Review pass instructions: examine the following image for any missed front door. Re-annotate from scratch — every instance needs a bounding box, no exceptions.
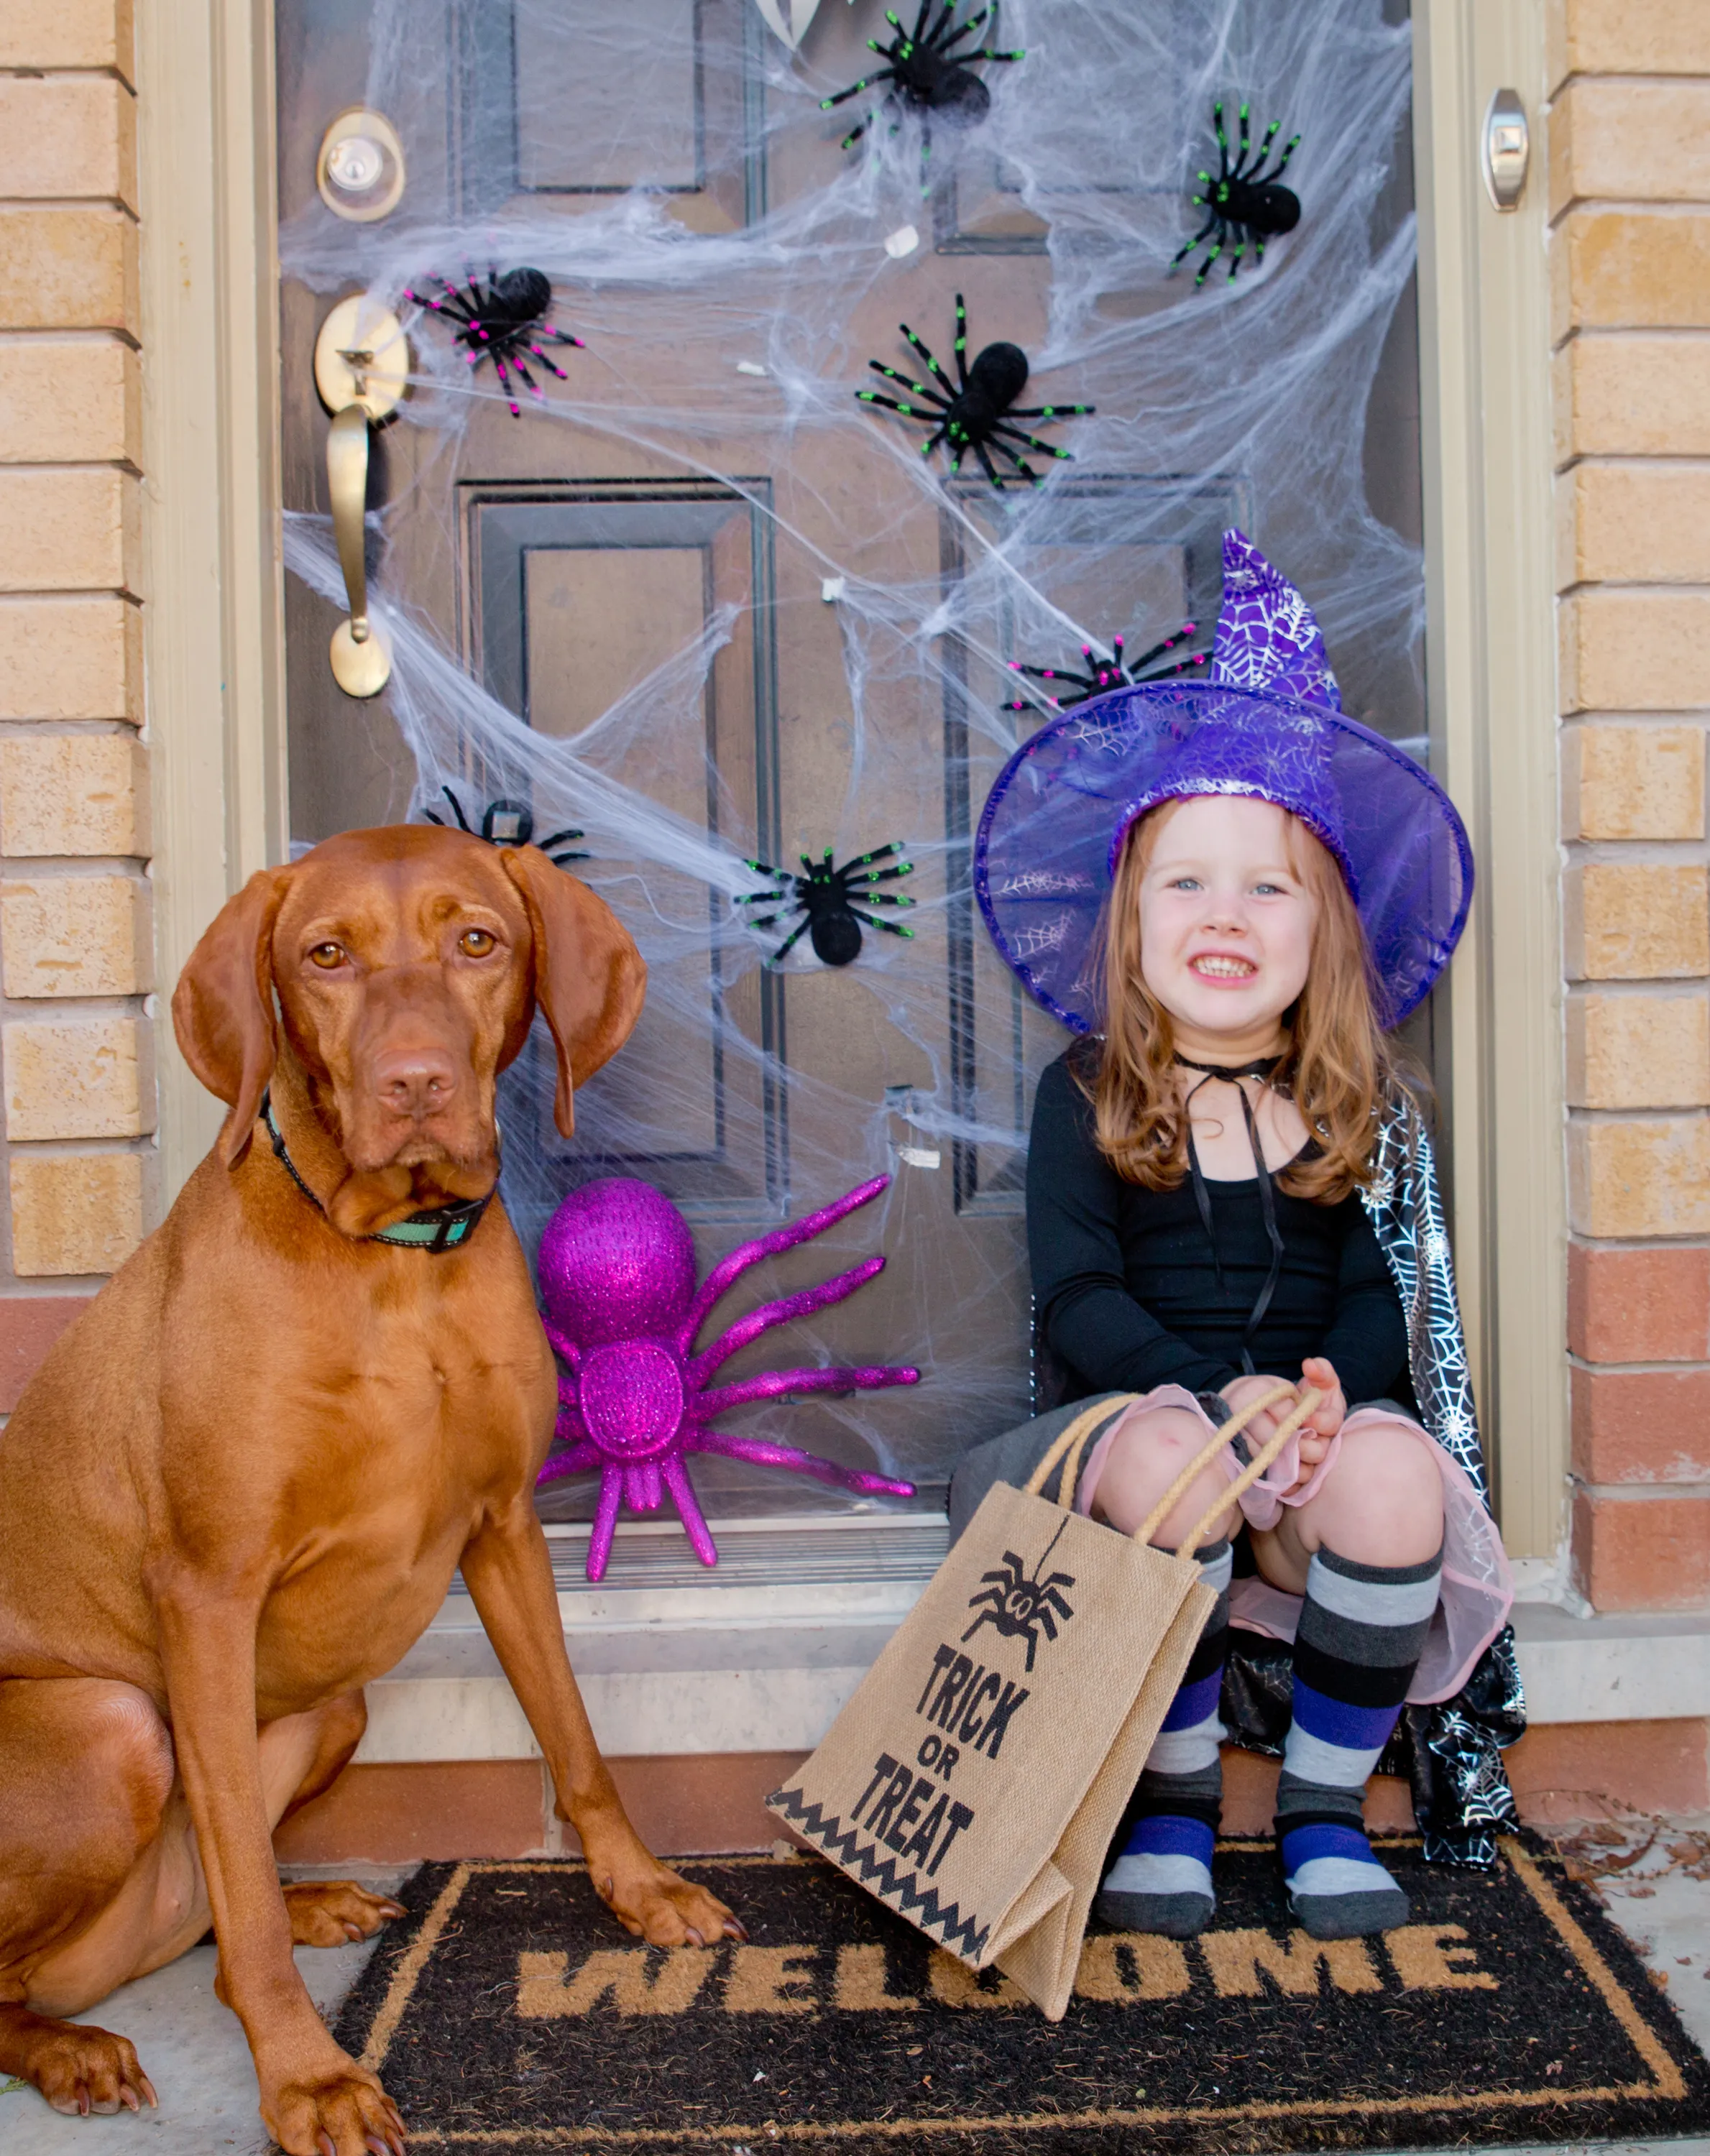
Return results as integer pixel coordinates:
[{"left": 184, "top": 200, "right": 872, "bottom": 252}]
[{"left": 274, "top": 0, "right": 1423, "bottom": 1524}]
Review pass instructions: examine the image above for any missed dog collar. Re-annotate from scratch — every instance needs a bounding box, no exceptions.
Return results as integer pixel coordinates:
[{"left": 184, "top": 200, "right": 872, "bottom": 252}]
[{"left": 261, "top": 1092, "right": 495, "bottom": 1254}]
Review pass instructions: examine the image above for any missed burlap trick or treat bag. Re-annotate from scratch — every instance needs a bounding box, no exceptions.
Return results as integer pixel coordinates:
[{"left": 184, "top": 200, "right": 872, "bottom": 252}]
[{"left": 768, "top": 1383, "right": 1318, "bottom": 2020}]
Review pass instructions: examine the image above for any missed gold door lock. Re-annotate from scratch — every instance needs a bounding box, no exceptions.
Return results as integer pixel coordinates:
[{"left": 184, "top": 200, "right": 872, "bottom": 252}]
[{"left": 313, "top": 295, "right": 410, "bottom": 699}]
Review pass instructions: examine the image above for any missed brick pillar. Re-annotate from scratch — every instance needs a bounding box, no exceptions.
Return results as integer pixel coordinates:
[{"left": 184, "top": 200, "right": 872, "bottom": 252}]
[
  {"left": 0, "top": 0, "right": 150, "bottom": 1381},
  {"left": 1553, "top": 0, "right": 1710, "bottom": 1609}
]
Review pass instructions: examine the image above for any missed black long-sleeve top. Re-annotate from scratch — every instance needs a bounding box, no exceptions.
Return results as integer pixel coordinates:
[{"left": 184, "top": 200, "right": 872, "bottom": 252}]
[{"left": 1027, "top": 1048, "right": 1410, "bottom": 1404}]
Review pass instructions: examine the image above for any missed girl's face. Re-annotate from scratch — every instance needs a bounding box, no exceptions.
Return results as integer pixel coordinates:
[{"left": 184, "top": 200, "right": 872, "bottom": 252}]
[{"left": 1136, "top": 794, "right": 1319, "bottom": 1047}]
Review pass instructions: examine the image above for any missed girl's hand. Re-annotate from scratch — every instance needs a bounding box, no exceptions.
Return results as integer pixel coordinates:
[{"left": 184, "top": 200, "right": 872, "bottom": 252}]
[
  {"left": 1220, "top": 1370, "right": 1296, "bottom": 1449},
  {"left": 1299, "top": 1357, "right": 1347, "bottom": 1439},
  {"left": 1277, "top": 1357, "right": 1346, "bottom": 1497}
]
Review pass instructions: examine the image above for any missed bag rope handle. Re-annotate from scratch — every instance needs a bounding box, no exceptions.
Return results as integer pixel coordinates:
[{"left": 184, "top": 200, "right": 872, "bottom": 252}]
[
  {"left": 1167, "top": 1385, "right": 1324, "bottom": 1561},
  {"left": 1023, "top": 1395, "right": 1141, "bottom": 1506},
  {"left": 1020, "top": 1382, "right": 1325, "bottom": 1560}
]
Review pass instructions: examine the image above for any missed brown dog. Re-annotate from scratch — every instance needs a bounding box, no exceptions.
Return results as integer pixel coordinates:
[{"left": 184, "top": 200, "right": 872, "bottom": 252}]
[{"left": 0, "top": 824, "right": 741, "bottom": 2153}]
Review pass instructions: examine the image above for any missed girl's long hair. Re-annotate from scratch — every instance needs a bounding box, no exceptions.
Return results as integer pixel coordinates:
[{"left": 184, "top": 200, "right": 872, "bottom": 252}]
[{"left": 1085, "top": 798, "right": 1394, "bottom": 1203}]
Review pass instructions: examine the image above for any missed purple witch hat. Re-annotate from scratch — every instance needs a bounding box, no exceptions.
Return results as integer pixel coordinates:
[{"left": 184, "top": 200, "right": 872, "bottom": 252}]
[{"left": 973, "top": 530, "right": 1473, "bottom": 1031}]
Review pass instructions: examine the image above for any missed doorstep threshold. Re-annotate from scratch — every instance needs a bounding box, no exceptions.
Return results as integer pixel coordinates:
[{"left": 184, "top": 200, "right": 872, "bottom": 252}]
[{"left": 350, "top": 1519, "right": 1710, "bottom": 1764}]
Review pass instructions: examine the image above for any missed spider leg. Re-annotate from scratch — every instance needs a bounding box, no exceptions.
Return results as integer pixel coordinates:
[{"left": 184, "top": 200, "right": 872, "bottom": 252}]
[
  {"left": 991, "top": 441, "right": 1042, "bottom": 486},
  {"left": 858, "top": 390, "right": 949, "bottom": 427},
  {"left": 525, "top": 344, "right": 572, "bottom": 384},
  {"left": 1267, "top": 132, "right": 1302, "bottom": 181},
  {"left": 891, "top": 337, "right": 955, "bottom": 404},
  {"left": 547, "top": 849, "right": 590, "bottom": 867},
  {"left": 533, "top": 1439, "right": 602, "bottom": 1491},
  {"left": 1233, "top": 99, "right": 1252, "bottom": 180},
  {"left": 536, "top": 824, "right": 586, "bottom": 852},
  {"left": 581, "top": 1469, "right": 625, "bottom": 1583},
  {"left": 952, "top": 292, "right": 970, "bottom": 391},
  {"left": 693, "top": 1363, "right": 921, "bottom": 1419},
  {"left": 1171, "top": 212, "right": 1220, "bottom": 271},
  {"left": 434, "top": 785, "right": 474, "bottom": 832},
  {"left": 489, "top": 354, "right": 523, "bottom": 418},
  {"left": 1005, "top": 402, "right": 1095, "bottom": 418},
  {"left": 1250, "top": 117, "right": 1282, "bottom": 180},
  {"left": 1007, "top": 660, "right": 1093, "bottom": 699},
  {"left": 821, "top": 70, "right": 896, "bottom": 111},
  {"left": 848, "top": 906, "right": 916, "bottom": 938},
  {"left": 1226, "top": 235, "right": 1248, "bottom": 281},
  {"left": 1212, "top": 100, "right": 1231, "bottom": 185},
  {"left": 674, "top": 1172, "right": 894, "bottom": 1352},
  {"left": 767, "top": 916, "right": 813, "bottom": 966},
  {"left": 510, "top": 354, "right": 546, "bottom": 402},
  {"left": 912, "top": 0, "right": 936, "bottom": 43},
  {"left": 1192, "top": 225, "right": 1228, "bottom": 287},
  {"left": 868, "top": 359, "right": 950, "bottom": 408},
  {"left": 659, "top": 1455, "right": 718, "bottom": 1567},
  {"left": 990, "top": 420, "right": 1077, "bottom": 461},
  {"left": 684, "top": 1255, "right": 886, "bottom": 1387},
  {"left": 974, "top": 438, "right": 1006, "bottom": 492},
  {"left": 687, "top": 1427, "right": 915, "bottom": 1498}
]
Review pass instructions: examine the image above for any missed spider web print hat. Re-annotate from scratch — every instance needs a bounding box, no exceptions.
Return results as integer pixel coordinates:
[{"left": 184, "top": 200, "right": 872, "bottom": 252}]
[{"left": 973, "top": 530, "right": 1474, "bottom": 1031}]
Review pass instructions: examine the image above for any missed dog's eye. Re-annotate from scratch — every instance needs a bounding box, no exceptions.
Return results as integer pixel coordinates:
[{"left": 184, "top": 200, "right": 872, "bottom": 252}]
[
  {"left": 459, "top": 928, "right": 497, "bottom": 958},
  {"left": 308, "top": 943, "right": 346, "bottom": 970}
]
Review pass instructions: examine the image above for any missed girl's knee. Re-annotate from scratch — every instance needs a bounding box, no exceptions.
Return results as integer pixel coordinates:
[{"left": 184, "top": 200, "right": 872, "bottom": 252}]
[
  {"left": 1092, "top": 1406, "right": 1228, "bottom": 1547},
  {"left": 1315, "top": 1419, "right": 1443, "bottom": 1564}
]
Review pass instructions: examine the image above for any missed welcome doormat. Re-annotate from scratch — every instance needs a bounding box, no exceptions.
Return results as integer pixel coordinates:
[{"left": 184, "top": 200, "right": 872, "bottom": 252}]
[{"left": 331, "top": 1835, "right": 1710, "bottom": 2154}]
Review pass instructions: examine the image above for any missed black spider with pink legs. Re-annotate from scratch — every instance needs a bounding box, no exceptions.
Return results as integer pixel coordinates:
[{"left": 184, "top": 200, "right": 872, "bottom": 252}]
[
  {"left": 1004, "top": 622, "right": 1211, "bottom": 714},
  {"left": 403, "top": 265, "right": 584, "bottom": 417}
]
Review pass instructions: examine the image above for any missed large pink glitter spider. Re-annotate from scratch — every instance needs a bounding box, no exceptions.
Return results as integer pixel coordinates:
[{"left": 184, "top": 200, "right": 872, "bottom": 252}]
[{"left": 535, "top": 1174, "right": 919, "bottom": 1580}]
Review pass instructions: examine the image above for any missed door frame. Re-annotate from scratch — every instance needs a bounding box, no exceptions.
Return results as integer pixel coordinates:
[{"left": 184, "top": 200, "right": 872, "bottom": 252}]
[{"left": 137, "top": 0, "right": 1567, "bottom": 1559}]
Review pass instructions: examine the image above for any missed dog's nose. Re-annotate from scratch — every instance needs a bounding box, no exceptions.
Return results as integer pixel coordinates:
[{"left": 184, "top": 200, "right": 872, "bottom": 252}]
[{"left": 371, "top": 1049, "right": 459, "bottom": 1121}]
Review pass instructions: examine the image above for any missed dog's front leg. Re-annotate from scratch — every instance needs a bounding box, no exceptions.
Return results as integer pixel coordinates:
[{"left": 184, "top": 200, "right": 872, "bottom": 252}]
[
  {"left": 459, "top": 1501, "right": 745, "bottom": 1946},
  {"left": 153, "top": 1576, "right": 406, "bottom": 2156}
]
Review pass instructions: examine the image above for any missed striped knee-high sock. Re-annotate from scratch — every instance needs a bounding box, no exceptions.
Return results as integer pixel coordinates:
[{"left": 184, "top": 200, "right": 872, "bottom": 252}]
[
  {"left": 1097, "top": 1537, "right": 1231, "bottom": 1940},
  {"left": 1279, "top": 1544, "right": 1442, "bottom": 1940}
]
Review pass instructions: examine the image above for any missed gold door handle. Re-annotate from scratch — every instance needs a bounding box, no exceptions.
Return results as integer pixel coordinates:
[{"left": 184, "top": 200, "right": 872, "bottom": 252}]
[{"left": 313, "top": 295, "right": 409, "bottom": 699}]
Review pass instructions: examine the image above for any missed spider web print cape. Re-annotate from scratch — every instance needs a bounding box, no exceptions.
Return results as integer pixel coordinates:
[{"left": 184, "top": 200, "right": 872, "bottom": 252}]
[{"left": 1276, "top": 1086, "right": 1527, "bottom": 1869}]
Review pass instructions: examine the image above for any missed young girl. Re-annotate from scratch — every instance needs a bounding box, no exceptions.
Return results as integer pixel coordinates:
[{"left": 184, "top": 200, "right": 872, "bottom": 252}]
[{"left": 960, "top": 531, "right": 1517, "bottom": 1944}]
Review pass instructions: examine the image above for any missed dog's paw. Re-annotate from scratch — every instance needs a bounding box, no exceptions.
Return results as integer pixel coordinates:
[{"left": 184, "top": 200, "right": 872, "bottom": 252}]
[
  {"left": 282, "top": 1881, "right": 408, "bottom": 1948},
  {"left": 6, "top": 2016, "right": 157, "bottom": 2116},
  {"left": 263, "top": 2058, "right": 405, "bottom": 2156},
  {"left": 594, "top": 1858, "right": 748, "bottom": 1949}
]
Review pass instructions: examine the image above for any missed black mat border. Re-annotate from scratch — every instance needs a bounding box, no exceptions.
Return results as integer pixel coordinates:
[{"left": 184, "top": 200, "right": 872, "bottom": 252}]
[{"left": 331, "top": 1833, "right": 1710, "bottom": 2155}]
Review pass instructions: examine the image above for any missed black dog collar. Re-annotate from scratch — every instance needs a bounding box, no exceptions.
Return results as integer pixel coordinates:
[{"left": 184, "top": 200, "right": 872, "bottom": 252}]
[{"left": 262, "top": 1092, "right": 494, "bottom": 1253}]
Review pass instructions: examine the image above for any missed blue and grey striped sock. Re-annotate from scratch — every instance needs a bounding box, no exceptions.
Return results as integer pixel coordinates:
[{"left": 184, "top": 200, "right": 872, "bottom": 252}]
[
  {"left": 1097, "top": 1538, "right": 1231, "bottom": 1939},
  {"left": 1279, "top": 1542, "right": 1442, "bottom": 1939}
]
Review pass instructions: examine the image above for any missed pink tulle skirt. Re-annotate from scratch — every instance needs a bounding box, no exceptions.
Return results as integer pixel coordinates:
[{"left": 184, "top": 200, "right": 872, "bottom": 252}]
[{"left": 1074, "top": 1383, "right": 1512, "bottom": 1705}]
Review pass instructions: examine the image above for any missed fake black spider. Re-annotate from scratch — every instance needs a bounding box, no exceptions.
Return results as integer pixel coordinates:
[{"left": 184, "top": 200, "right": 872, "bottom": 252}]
[
  {"left": 1005, "top": 622, "right": 1211, "bottom": 713},
  {"left": 1172, "top": 101, "right": 1302, "bottom": 288},
  {"left": 423, "top": 787, "right": 589, "bottom": 867},
  {"left": 403, "top": 265, "right": 584, "bottom": 417},
  {"left": 858, "top": 295, "right": 1093, "bottom": 492},
  {"left": 822, "top": 1, "right": 1021, "bottom": 193},
  {"left": 740, "top": 842, "right": 915, "bottom": 967},
  {"left": 962, "top": 1539, "right": 1076, "bottom": 1674}
]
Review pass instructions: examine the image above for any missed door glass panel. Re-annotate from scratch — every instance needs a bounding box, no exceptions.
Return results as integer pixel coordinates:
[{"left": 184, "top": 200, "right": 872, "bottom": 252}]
[{"left": 275, "top": 0, "right": 1428, "bottom": 1529}]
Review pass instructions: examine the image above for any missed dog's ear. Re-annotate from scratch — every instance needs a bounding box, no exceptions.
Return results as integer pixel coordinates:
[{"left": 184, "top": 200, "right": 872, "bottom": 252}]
[
  {"left": 172, "top": 867, "right": 289, "bottom": 1167},
  {"left": 501, "top": 847, "right": 646, "bottom": 1138}
]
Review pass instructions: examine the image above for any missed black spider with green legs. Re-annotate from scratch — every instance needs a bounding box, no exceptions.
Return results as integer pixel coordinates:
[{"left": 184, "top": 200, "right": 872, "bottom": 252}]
[
  {"left": 858, "top": 295, "right": 1094, "bottom": 492},
  {"left": 821, "top": 0, "right": 1022, "bottom": 194},
  {"left": 1172, "top": 100, "right": 1302, "bottom": 288},
  {"left": 740, "top": 843, "right": 916, "bottom": 967}
]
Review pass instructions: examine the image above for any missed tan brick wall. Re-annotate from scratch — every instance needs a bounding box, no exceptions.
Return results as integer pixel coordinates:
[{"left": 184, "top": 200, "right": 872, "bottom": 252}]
[
  {"left": 0, "top": 0, "right": 150, "bottom": 1317},
  {"left": 1554, "top": 0, "right": 1710, "bottom": 1610}
]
